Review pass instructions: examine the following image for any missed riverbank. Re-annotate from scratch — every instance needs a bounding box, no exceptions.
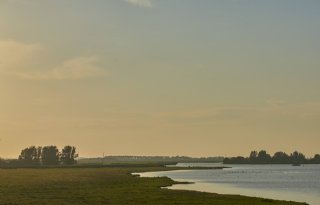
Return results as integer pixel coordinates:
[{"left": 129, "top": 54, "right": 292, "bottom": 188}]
[
  {"left": 137, "top": 164, "right": 317, "bottom": 205},
  {"left": 0, "top": 166, "right": 306, "bottom": 205}
]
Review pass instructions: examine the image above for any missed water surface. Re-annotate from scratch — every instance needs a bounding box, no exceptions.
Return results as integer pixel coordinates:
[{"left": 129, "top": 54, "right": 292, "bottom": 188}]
[{"left": 138, "top": 163, "right": 320, "bottom": 205}]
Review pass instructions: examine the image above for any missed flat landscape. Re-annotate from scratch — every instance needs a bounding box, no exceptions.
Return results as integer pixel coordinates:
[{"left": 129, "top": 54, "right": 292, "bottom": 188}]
[
  {"left": 0, "top": 166, "right": 306, "bottom": 205},
  {"left": 1, "top": 1, "right": 319, "bottom": 205}
]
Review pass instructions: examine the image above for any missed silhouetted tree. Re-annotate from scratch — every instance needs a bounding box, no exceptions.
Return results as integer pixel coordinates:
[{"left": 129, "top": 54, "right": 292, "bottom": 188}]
[
  {"left": 18, "top": 146, "right": 41, "bottom": 165},
  {"left": 36, "top": 146, "right": 42, "bottom": 163},
  {"left": 311, "top": 154, "right": 320, "bottom": 164},
  {"left": 222, "top": 150, "right": 320, "bottom": 164},
  {"left": 60, "top": 145, "right": 78, "bottom": 165},
  {"left": 41, "top": 146, "right": 60, "bottom": 165},
  {"left": 0, "top": 158, "right": 6, "bottom": 166},
  {"left": 257, "top": 150, "right": 271, "bottom": 164},
  {"left": 249, "top": 151, "right": 258, "bottom": 163},
  {"left": 273, "top": 151, "right": 289, "bottom": 164},
  {"left": 223, "top": 156, "right": 248, "bottom": 164},
  {"left": 290, "top": 151, "right": 306, "bottom": 164}
]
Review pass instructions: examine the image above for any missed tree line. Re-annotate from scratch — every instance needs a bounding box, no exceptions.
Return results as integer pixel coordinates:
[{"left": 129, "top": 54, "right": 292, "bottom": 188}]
[
  {"left": 223, "top": 150, "right": 320, "bottom": 164},
  {"left": 0, "top": 145, "right": 78, "bottom": 167}
]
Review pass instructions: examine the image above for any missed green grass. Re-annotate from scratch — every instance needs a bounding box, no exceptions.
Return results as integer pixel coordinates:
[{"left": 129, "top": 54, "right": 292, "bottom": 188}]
[{"left": 0, "top": 166, "right": 307, "bottom": 205}]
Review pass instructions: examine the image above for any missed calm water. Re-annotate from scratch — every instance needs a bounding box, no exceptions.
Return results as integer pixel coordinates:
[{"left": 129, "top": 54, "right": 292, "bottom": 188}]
[{"left": 137, "top": 163, "right": 320, "bottom": 205}]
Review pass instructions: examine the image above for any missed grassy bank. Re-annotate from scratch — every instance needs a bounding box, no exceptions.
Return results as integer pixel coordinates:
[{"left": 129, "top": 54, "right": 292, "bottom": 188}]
[{"left": 0, "top": 166, "right": 306, "bottom": 205}]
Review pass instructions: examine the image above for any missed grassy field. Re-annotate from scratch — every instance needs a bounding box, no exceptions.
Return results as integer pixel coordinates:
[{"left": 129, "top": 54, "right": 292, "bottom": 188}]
[{"left": 0, "top": 166, "right": 307, "bottom": 205}]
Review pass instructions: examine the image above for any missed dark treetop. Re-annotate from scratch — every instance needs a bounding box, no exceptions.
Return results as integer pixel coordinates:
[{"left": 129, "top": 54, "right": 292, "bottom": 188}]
[{"left": 224, "top": 150, "right": 320, "bottom": 164}]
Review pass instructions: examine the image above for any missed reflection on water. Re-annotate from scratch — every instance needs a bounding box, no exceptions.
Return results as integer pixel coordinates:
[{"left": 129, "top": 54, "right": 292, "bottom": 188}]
[{"left": 138, "top": 164, "right": 320, "bottom": 205}]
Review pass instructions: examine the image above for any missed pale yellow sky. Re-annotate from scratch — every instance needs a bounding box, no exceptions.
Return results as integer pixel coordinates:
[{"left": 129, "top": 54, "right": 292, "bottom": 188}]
[{"left": 0, "top": 0, "right": 319, "bottom": 158}]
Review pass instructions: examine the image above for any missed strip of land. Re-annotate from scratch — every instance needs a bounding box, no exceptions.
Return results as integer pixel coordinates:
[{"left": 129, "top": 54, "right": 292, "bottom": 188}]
[{"left": 0, "top": 166, "right": 307, "bottom": 205}]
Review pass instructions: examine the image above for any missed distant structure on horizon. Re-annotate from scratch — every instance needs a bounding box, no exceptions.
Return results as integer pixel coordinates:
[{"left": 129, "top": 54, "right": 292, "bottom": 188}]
[{"left": 78, "top": 155, "right": 224, "bottom": 165}]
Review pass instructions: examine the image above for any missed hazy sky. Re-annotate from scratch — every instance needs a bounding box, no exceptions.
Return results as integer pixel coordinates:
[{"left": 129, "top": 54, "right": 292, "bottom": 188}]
[{"left": 1, "top": 0, "right": 319, "bottom": 158}]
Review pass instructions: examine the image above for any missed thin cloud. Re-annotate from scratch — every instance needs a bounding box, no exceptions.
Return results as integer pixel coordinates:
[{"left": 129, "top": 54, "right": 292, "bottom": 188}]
[
  {"left": 0, "top": 39, "right": 42, "bottom": 73},
  {"left": 19, "top": 57, "right": 107, "bottom": 80},
  {"left": 50, "top": 57, "right": 107, "bottom": 80},
  {"left": 125, "top": 0, "right": 153, "bottom": 8},
  {"left": 0, "top": 40, "right": 107, "bottom": 80}
]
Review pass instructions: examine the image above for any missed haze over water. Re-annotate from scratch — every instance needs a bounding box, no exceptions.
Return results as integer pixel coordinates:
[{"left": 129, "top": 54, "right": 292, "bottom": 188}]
[{"left": 139, "top": 163, "right": 320, "bottom": 205}]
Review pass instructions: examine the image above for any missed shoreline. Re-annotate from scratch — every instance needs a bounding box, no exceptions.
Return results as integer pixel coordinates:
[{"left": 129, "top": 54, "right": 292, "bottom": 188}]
[
  {"left": 133, "top": 167, "right": 310, "bottom": 205},
  {"left": 0, "top": 166, "right": 308, "bottom": 205}
]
